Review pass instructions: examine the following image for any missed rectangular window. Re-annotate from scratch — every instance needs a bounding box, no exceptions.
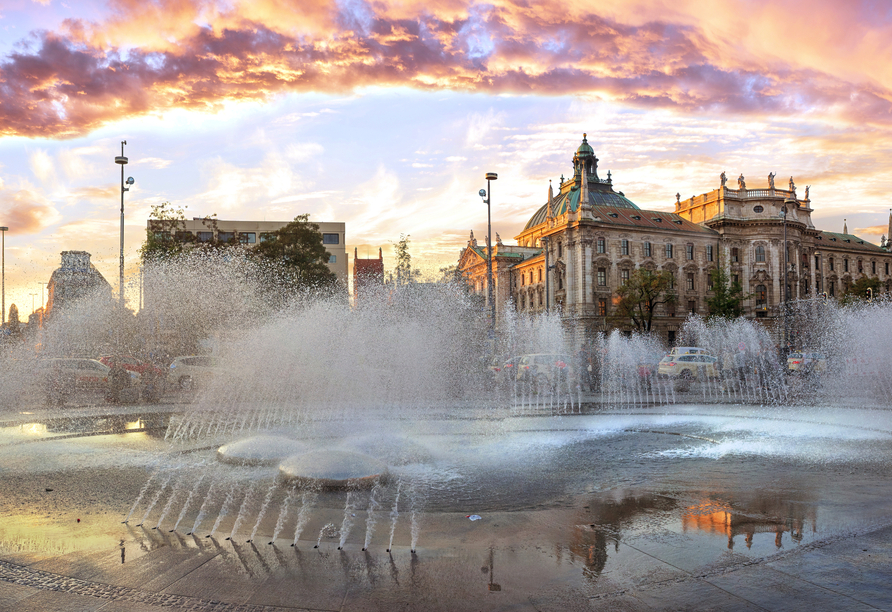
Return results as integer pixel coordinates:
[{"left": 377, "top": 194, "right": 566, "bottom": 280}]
[
  {"left": 829, "top": 258, "right": 834, "bottom": 271},
  {"left": 668, "top": 273, "right": 675, "bottom": 290},
  {"left": 621, "top": 269, "right": 630, "bottom": 284},
  {"left": 844, "top": 259, "right": 849, "bottom": 272},
  {"left": 598, "top": 298, "right": 607, "bottom": 316},
  {"left": 557, "top": 242, "right": 563, "bottom": 258},
  {"left": 665, "top": 244, "right": 673, "bottom": 259},
  {"left": 153, "top": 231, "right": 171, "bottom": 242},
  {"left": 815, "top": 255, "right": 820, "bottom": 269},
  {"left": 644, "top": 242, "right": 652, "bottom": 257},
  {"left": 731, "top": 248, "right": 739, "bottom": 263},
  {"left": 816, "top": 279, "right": 821, "bottom": 293},
  {"left": 805, "top": 277, "right": 809, "bottom": 293},
  {"left": 621, "top": 239, "right": 629, "bottom": 256},
  {"left": 521, "top": 273, "right": 525, "bottom": 287},
  {"left": 538, "top": 269, "right": 542, "bottom": 282},
  {"left": 858, "top": 260, "right": 863, "bottom": 273},
  {"left": 323, "top": 233, "right": 340, "bottom": 245},
  {"left": 688, "top": 300, "right": 696, "bottom": 313},
  {"left": 706, "top": 245, "right": 713, "bottom": 262},
  {"left": 597, "top": 268, "right": 606, "bottom": 286},
  {"left": 872, "top": 261, "right": 876, "bottom": 274},
  {"left": 829, "top": 282, "right": 835, "bottom": 297},
  {"left": 732, "top": 274, "right": 739, "bottom": 285},
  {"left": 329, "top": 255, "right": 337, "bottom": 263},
  {"left": 887, "top": 262, "right": 890, "bottom": 275},
  {"left": 197, "top": 231, "right": 213, "bottom": 242},
  {"left": 597, "top": 237, "right": 606, "bottom": 254},
  {"left": 686, "top": 244, "right": 694, "bottom": 260},
  {"left": 259, "top": 232, "right": 275, "bottom": 243},
  {"left": 175, "top": 231, "right": 192, "bottom": 242},
  {"left": 239, "top": 232, "right": 256, "bottom": 244},
  {"left": 686, "top": 273, "right": 694, "bottom": 290},
  {"left": 218, "top": 232, "right": 234, "bottom": 242},
  {"left": 707, "top": 274, "right": 714, "bottom": 290}
]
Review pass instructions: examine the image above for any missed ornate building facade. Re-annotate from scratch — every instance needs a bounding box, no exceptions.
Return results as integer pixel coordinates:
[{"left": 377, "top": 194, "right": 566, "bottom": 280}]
[{"left": 458, "top": 135, "right": 892, "bottom": 343}]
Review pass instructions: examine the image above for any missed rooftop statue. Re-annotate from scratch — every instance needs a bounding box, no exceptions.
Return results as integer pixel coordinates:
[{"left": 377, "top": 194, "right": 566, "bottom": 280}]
[
  {"left": 720, "top": 171, "right": 727, "bottom": 187},
  {"left": 768, "top": 172, "right": 776, "bottom": 189},
  {"left": 738, "top": 174, "right": 746, "bottom": 190}
]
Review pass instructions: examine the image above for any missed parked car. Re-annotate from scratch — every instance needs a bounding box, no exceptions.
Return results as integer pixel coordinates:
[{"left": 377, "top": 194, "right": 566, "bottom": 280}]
[
  {"left": 658, "top": 354, "right": 718, "bottom": 379},
  {"left": 101, "top": 355, "right": 166, "bottom": 400},
  {"left": 39, "top": 358, "right": 112, "bottom": 390},
  {"left": 664, "top": 346, "right": 708, "bottom": 358},
  {"left": 787, "top": 352, "right": 827, "bottom": 374},
  {"left": 488, "top": 355, "right": 522, "bottom": 386},
  {"left": 516, "top": 354, "right": 575, "bottom": 391},
  {"left": 168, "top": 355, "right": 226, "bottom": 390},
  {"left": 99, "top": 355, "right": 166, "bottom": 378}
]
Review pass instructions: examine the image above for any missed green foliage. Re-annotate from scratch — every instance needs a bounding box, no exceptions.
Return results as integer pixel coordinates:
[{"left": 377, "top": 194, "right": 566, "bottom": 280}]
[
  {"left": 140, "top": 203, "right": 220, "bottom": 262},
  {"left": 841, "top": 276, "right": 882, "bottom": 304},
  {"left": 705, "top": 267, "right": 750, "bottom": 319},
  {"left": 611, "top": 269, "right": 676, "bottom": 332},
  {"left": 251, "top": 214, "right": 337, "bottom": 288},
  {"left": 390, "top": 234, "right": 421, "bottom": 285}
]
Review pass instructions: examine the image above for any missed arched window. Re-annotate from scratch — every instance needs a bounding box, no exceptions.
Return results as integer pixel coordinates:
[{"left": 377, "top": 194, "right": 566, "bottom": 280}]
[{"left": 755, "top": 246, "right": 765, "bottom": 262}]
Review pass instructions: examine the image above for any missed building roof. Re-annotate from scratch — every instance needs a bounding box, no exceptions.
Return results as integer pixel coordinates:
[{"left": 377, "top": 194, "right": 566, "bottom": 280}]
[
  {"left": 524, "top": 185, "right": 640, "bottom": 230},
  {"left": 816, "top": 231, "right": 886, "bottom": 253}
]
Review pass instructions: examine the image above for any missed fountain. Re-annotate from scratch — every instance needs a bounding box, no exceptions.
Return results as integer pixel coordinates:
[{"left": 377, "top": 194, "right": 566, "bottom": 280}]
[{"left": 3, "top": 254, "right": 892, "bottom": 610}]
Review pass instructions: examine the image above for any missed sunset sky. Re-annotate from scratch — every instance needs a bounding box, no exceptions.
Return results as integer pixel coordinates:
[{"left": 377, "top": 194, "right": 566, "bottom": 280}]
[{"left": 1, "top": 0, "right": 890, "bottom": 313}]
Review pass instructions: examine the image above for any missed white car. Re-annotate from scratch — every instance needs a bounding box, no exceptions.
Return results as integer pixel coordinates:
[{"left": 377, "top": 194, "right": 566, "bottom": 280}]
[
  {"left": 168, "top": 356, "right": 225, "bottom": 390},
  {"left": 658, "top": 354, "right": 718, "bottom": 379}
]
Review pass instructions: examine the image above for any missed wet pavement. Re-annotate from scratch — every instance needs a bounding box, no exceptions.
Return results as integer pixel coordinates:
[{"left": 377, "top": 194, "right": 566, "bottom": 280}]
[{"left": 2, "top": 400, "right": 892, "bottom": 611}]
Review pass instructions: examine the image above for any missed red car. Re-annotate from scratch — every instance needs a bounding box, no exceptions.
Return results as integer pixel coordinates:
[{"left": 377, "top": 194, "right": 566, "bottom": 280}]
[{"left": 99, "top": 355, "right": 165, "bottom": 377}]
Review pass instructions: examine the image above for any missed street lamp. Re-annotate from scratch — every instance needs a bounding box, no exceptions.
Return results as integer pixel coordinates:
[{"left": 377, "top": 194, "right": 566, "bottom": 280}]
[
  {"left": 781, "top": 198, "right": 796, "bottom": 353},
  {"left": 115, "top": 142, "right": 134, "bottom": 307},
  {"left": 480, "top": 172, "right": 498, "bottom": 335},
  {"left": 0, "top": 226, "right": 7, "bottom": 326}
]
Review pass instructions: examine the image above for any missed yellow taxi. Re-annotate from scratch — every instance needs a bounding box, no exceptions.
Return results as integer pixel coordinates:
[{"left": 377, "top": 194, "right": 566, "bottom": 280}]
[{"left": 658, "top": 354, "right": 718, "bottom": 379}]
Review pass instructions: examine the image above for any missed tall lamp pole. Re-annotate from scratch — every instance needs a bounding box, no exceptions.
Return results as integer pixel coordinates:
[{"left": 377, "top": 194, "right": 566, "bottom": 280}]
[
  {"left": 480, "top": 172, "right": 498, "bottom": 336},
  {"left": 115, "top": 142, "right": 134, "bottom": 307},
  {"left": 0, "top": 226, "right": 7, "bottom": 326},
  {"left": 781, "top": 198, "right": 795, "bottom": 353}
]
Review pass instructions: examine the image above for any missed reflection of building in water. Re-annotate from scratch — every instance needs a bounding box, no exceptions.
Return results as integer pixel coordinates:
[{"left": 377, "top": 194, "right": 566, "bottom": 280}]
[
  {"left": 569, "top": 493, "right": 677, "bottom": 580},
  {"left": 683, "top": 499, "right": 816, "bottom": 549}
]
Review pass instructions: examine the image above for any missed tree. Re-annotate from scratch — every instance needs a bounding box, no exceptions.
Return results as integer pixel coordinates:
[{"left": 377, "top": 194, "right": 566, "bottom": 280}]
[
  {"left": 7, "top": 304, "right": 20, "bottom": 336},
  {"left": 251, "top": 214, "right": 336, "bottom": 288},
  {"left": 705, "top": 267, "right": 750, "bottom": 319},
  {"left": 390, "top": 234, "right": 421, "bottom": 285},
  {"left": 842, "top": 276, "right": 882, "bottom": 304},
  {"left": 140, "top": 202, "right": 220, "bottom": 262},
  {"left": 611, "top": 269, "right": 676, "bottom": 332}
]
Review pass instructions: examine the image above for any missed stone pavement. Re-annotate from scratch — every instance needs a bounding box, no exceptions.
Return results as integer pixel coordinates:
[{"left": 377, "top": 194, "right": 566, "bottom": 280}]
[{"left": 1, "top": 516, "right": 891, "bottom": 611}]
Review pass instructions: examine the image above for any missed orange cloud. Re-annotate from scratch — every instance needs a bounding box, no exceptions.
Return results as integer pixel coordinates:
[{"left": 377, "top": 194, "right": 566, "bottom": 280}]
[
  {"left": 0, "top": 186, "right": 61, "bottom": 234},
  {"left": 1, "top": 1, "right": 891, "bottom": 137}
]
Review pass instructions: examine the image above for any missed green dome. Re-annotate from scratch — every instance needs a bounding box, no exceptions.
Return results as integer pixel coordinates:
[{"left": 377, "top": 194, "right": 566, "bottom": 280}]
[{"left": 576, "top": 133, "right": 594, "bottom": 156}]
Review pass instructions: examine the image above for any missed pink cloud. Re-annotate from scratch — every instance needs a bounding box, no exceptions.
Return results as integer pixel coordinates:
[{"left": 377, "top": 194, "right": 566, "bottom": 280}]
[{"left": 1, "top": 1, "right": 891, "bottom": 137}]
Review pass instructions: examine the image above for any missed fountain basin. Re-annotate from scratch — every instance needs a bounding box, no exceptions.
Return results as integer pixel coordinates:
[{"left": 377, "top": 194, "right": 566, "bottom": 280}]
[
  {"left": 278, "top": 450, "right": 388, "bottom": 490},
  {"left": 217, "top": 435, "right": 307, "bottom": 466}
]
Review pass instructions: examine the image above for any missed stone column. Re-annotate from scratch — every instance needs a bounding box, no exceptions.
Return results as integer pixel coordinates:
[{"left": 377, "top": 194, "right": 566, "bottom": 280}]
[
  {"left": 770, "top": 240, "right": 782, "bottom": 308},
  {"left": 564, "top": 239, "right": 575, "bottom": 313}
]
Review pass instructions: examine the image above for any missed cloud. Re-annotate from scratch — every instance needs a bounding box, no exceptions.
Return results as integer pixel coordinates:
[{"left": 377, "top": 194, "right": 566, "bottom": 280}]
[
  {"left": 855, "top": 225, "right": 887, "bottom": 236},
  {"left": 2, "top": 1, "right": 892, "bottom": 137},
  {"left": 29, "top": 150, "right": 55, "bottom": 183},
  {"left": 0, "top": 185, "right": 62, "bottom": 234},
  {"left": 136, "top": 157, "right": 173, "bottom": 169}
]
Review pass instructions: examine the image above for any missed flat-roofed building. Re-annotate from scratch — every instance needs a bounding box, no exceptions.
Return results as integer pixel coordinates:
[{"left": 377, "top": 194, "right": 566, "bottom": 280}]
[{"left": 149, "top": 218, "right": 347, "bottom": 281}]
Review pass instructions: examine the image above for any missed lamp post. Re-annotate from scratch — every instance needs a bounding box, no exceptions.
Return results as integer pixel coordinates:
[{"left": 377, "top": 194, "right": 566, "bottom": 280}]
[
  {"left": 0, "top": 226, "right": 7, "bottom": 326},
  {"left": 781, "top": 198, "right": 796, "bottom": 353},
  {"left": 29, "top": 293, "right": 36, "bottom": 315},
  {"left": 480, "top": 172, "right": 498, "bottom": 336},
  {"left": 115, "top": 142, "right": 134, "bottom": 307}
]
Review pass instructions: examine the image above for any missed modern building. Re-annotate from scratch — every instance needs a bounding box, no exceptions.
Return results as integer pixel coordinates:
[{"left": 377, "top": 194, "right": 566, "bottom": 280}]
[
  {"left": 147, "top": 218, "right": 348, "bottom": 281},
  {"left": 458, "top": 135, "right": 892, "bottom": 344}
]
